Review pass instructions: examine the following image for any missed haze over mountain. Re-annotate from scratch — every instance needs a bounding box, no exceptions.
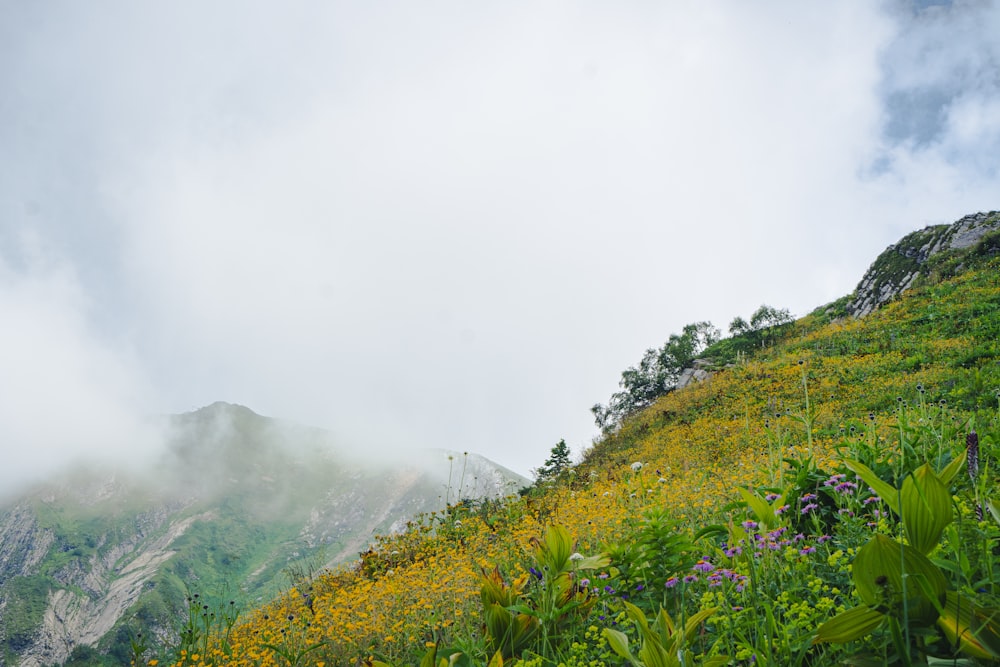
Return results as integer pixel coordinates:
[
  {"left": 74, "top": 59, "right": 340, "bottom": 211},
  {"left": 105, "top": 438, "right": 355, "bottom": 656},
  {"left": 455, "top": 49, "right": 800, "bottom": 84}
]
[
  {"left": 3, "top": 2, "right": 999, "bottom": 490},
  {"left": 0, "top": 403, "right": 528, "bottom": 667}
]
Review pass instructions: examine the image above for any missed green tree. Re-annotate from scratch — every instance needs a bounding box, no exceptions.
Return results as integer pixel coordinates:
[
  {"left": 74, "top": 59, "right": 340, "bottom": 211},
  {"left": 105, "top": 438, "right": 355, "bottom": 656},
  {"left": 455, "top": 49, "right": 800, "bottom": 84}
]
[
  {"left": 592, "top": 321, "right": 720, "bottom": 430},
  {"left": 533, "top": 439, "right": 572, "bottom": 483}
]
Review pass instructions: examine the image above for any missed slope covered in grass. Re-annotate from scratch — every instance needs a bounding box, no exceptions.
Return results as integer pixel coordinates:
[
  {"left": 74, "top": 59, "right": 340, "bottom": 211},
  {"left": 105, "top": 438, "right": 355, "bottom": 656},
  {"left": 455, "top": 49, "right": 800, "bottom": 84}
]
[{"left": 165, "top": 251, "right": 1000, "bottom": 667}]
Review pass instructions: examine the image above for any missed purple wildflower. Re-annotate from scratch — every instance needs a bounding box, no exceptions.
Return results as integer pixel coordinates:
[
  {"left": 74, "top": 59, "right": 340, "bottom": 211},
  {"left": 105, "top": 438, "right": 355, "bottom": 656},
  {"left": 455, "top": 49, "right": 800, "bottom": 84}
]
[{"left": 968, "top": 431, "right": 980, "bottom": 481}]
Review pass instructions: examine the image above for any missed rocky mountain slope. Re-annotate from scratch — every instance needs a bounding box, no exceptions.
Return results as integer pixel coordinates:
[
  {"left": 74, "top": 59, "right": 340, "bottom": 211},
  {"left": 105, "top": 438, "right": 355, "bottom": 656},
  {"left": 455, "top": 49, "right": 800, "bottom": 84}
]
[
  {"left": 847, "top": 210, "right": 1000, "bottom": 316},
  {"left": 0, "top": 403, "right": 527, "bottom": 666}
]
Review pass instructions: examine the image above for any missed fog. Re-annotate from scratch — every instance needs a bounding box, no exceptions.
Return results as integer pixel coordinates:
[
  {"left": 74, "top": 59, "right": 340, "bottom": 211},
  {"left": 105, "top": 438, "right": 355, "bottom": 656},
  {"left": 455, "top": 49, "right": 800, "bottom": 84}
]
[{"left": 1, "top": 1, "right": 998, "bottom": 493}]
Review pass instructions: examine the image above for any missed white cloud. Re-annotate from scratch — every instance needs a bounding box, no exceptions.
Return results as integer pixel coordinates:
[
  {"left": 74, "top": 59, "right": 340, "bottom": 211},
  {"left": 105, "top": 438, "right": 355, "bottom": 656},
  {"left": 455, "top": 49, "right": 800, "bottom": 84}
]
[
  {"left": 0, "top": 235, "right": 160, "bottom": 496},
  {"left": 1, "top": 2, "right": 997, "bottom": 478}
]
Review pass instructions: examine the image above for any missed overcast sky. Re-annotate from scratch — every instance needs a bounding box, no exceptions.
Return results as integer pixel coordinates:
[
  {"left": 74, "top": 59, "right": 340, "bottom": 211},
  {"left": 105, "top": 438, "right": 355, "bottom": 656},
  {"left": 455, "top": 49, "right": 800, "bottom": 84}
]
[{"left": 1, "top": 0, "right": 998, "bottom": 488}]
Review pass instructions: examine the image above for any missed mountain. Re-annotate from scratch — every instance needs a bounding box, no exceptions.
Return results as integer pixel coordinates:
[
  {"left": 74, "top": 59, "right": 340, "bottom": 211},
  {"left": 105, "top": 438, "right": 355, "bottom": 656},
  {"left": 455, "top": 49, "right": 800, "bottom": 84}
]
[
  {"left": 179, "top": 210, "right": 1000, "bottom": 666},
  {"left": 847, "top": 210, "right": 1000, "bottom": 316},
  {"left": 0, "top": 403, "right": 528, "bottom": 666}
]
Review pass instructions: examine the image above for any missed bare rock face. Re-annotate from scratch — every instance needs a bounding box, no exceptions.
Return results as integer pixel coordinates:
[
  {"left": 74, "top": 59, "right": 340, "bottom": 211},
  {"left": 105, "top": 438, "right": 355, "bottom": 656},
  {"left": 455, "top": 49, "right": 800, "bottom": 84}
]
[
  {"left": 19, "top": 511, "right": 208, "bottom": 667},
  {"left": 675, "top": 359, "right": 714, "bottom": 390},
  {"left": 847, "top": 211, "right": 1000, "bottom": 317},
  {"left": 0, "top": 505, "right": 55, "bottom": 580}
]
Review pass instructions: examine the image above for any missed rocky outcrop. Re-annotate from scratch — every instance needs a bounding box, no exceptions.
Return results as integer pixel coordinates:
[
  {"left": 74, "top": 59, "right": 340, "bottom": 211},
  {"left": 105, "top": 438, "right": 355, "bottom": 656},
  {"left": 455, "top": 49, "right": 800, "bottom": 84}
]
[
  {"left": 848, "top": 211, "right": 1000, "bottom": 317},
  {"left": 20, "top": 511, "right": 209, "bottom": 667},
  {"left": 0, "top": 504, "right": 55, "bottom": 580},
  {"left": 675, "top": 359, "right": 714, "bottom": 390}
]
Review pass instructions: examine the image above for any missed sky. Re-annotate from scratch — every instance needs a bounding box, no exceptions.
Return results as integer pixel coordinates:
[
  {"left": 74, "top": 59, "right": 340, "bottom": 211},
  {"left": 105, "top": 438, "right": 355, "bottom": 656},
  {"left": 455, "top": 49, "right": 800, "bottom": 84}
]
[{"left": 1, "top": 0, "right": 998, "bottom": 490}]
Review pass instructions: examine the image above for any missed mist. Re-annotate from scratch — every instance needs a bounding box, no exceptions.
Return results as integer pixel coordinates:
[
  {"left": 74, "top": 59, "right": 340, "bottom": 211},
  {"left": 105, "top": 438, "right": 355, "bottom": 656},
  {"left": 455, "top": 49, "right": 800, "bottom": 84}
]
[{"left": 1, "top": 1, "right": 998, "bottom": 493}]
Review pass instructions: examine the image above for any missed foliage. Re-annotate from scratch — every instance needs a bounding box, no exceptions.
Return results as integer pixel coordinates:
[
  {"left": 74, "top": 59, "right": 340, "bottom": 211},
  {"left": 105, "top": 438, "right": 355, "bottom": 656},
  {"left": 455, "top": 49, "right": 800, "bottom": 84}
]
[
  {"left": 603, "top": 601, "right": 728, "bottom": 667},
  {"left": 592, "top": 321, "right": 720, "bottom": 429},
  {"left": 0, "top": 575, "right": 53, "bottom": 658},
  {"left": 532, "top": 440, "right": 572, "bottom": 485},
  {"left": 161, "top": 254, "right": 1000, "bottom": 667}
]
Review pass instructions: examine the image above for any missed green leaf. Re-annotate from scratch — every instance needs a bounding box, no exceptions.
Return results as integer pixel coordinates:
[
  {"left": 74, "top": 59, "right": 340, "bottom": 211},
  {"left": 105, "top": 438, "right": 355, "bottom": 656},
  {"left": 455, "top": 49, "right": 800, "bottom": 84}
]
[
  {"left": 623, "top": 600, "right": 650, "bottom": 632},
  {"left": 692, "top": 524, "right": 729, "bottom": 542},
  {"left": 737, "top": 488, "right": 778, "bottom": 529},
  {"left": 419, "top": 644, "right": 439, "bottom": 667},
  {"left": 852, "top": 534, "right": 946, "bottom": 623},
  {"left": 602, "top": 628, "right": 637, "bottom": 664},
  {"left": 541, "top": 524, "right": 573, "bottom": 571},
  {"left": 814, "top": 605, "right": 886, "bottom": 644},
  {"left": 901, "top": 463, "right": 953, "bottom": 554},
  {"left": 988, "top": 498, "right": 1000, "bottom": 528},
  {"left": 636, "top": 618, "right": 674, "bottom": 667},
  {"left": 937, "top": 449, "right": 967, "bottom": 486},
  {"left": 937, "top": 592, "right": 1000, "bottom": 659},
  {"left": 680, "top": 607, "right": 719, "bottom": 648},
  {"left": 653, "top": 606, "right": 675, "bottom": 646},
  {"left": 574, "top": 553, "right": 611, "bottom": 570},
  {"left": 844, "top": 459, "right": 900, "bottom": 515},
  {"left": 701, "top": 658, "right": 731, "bottom": 667}
]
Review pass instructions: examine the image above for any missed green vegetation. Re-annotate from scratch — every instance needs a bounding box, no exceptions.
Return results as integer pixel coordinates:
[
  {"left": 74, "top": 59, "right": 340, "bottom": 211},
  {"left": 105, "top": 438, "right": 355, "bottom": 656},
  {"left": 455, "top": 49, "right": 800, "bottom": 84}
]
[
  {"left": 7, "top": 215, "right": 1000, "bottom": 666},
  {"left": 532, "top": 440, "right": 572, "bottom": 485},
  {"left": 1, "top": 575, "right": 54, "bottom": 661},
  {"left": 155, "top": 234, "right": 1000, "bottom": 666}
]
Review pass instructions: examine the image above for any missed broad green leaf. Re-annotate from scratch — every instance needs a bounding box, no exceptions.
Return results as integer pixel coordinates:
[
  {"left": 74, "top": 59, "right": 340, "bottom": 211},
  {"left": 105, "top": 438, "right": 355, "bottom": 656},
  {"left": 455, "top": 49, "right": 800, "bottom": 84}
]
[
  {"left": 901, "top": 464, "right": 953, "bottom": 554},
  {"left": 653, "top": 606, "right": 675, "bottom": 646},
  {"left": 814, "top": 605, "right": 886, "bottom": 644},
  {"left": 541, "top": 524, "right": 573, "bottom": 570},
  {"left": 938, "top": 449, "right": 967, "bottom": 486},
  {"left": 624, "top": 600, "right": 650, "bottom": 632},
  {"left": 937, "top": 592, "right": 1000, "bottom": 659},
  {"left": 419, "top": 644, "right": 438, "bottom": 667},
  {"left": 680, "top": 607, "right": 719, "bottom": 648},
  {"left": 701, "top": 658, "right": 730, "bottom": 667},
  {"left": 852, "top": 534, "right": 946, "bottom": 623},
  {"left": 844, "top": 459, "right": 900, "bottom": 515},
  {"left": 738, "top": 488, "right": 778, "bottom": 529},
  {"left": 636, "top": 628, "right": 674, "bottom": 667},
  {"left": 988, "top": 498, "right": 1000, "bottom": 528},
  {"left": 692, "top": 524, "right": 729, "bottom": 541},
  {"left": 574, "top": 553, "right": 611, "bottom": 570},
  {"left": 602, "top": 628, "right": 637, "bottom": 664}
]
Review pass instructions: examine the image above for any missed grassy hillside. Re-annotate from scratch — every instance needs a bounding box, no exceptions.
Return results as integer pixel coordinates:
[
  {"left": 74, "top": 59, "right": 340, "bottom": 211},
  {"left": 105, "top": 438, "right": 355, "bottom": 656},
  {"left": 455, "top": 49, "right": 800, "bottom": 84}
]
[{"left": 162, "top": 252, "right": 1000, "bottom": 667}]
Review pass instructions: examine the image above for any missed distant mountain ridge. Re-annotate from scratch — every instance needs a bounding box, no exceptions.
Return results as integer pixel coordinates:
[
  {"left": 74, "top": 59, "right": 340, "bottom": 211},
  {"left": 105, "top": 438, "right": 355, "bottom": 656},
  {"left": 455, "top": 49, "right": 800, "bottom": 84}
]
[{"left": 0, "top": 403, "right": 528, "bottom": 667}]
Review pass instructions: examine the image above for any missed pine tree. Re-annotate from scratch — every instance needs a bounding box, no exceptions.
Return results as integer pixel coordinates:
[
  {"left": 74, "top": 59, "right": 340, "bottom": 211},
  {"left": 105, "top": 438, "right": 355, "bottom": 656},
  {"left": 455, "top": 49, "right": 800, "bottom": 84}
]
[{"left": 533, "top": 439, "right": 571, "bottom": 483}]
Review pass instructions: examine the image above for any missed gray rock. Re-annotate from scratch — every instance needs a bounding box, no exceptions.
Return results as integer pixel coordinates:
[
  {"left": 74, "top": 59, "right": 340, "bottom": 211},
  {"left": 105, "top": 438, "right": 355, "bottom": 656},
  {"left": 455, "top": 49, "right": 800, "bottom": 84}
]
[{"left": 846, "top": 211, "right": 999, "bottom": 317}]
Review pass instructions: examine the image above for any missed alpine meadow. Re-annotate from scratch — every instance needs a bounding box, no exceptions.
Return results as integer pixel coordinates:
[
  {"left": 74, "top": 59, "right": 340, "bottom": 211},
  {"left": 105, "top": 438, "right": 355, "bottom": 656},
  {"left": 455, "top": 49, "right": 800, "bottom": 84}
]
[{"left": 28, "top": 210, "right": 990, "bottom": 667}]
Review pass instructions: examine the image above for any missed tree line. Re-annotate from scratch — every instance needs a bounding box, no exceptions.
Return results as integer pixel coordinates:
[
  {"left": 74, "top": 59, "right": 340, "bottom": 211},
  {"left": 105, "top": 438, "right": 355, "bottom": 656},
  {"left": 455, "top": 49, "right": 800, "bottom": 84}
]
[{"left": 591, "top": 304, "right": 794, "bottom": 431}]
